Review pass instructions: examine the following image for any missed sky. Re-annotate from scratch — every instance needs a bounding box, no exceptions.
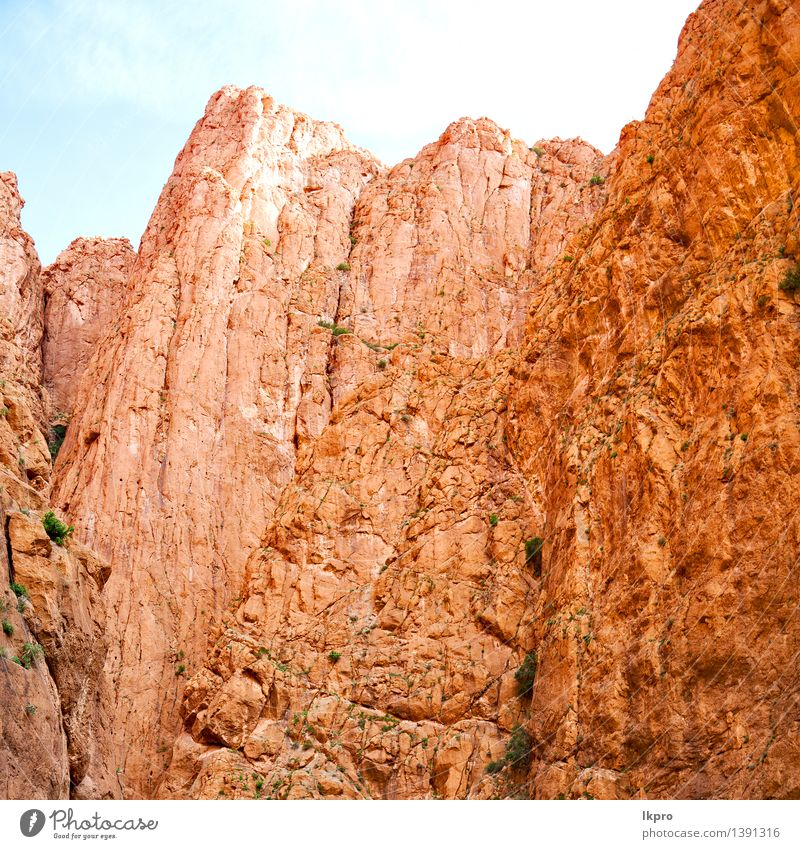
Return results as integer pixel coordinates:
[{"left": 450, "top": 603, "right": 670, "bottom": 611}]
[{"left": 0, "top": 0, "right": 700, "bottom": 265}]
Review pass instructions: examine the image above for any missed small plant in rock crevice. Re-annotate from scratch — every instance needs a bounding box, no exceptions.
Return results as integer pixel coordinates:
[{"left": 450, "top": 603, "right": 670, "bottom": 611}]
[
  {"left": 10, "top": 582, "right": 27, "bottom": 598},
  {"left": 19, "top": 641, "right": 44, "bottom": 669},
  {"left": 48, "top": 424, "right": 67, "bottom": 460},
  {"left": 484, "top": 725, "right": 533, "bottom": 775},
  {"left": 779, "top": 264, "right": 800, "bottom": 293},
  {"left": 524, "top": 537, "right": 544, "bottom": 578},
  {"left": 515, "top": 652, "right": 537, "bottom": 696},
  {"left": 318, "top": 320, "right": 352, "bottom": 337},
  {"left": 42, "top": 511, "right": 74, "bottom": 545}
]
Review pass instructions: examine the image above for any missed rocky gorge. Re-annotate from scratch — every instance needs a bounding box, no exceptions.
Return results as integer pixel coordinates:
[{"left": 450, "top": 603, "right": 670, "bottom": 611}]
[{"left": 1, "top": 0, "right": 799, "bottom": 800}]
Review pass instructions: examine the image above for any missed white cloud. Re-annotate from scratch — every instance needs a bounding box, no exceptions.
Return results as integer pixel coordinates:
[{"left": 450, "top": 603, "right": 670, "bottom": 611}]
[{"left": 6, "top": 0, "right": 700, "bottom": 157}]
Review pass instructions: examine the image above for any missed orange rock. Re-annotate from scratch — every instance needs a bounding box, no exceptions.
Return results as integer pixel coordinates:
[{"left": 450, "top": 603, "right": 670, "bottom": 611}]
[
  {"left": 42, "top": 237, "right": 135, "bottom": 418},
  {"left": 3, "top": 0, "right": 799, "bottom": 803}
]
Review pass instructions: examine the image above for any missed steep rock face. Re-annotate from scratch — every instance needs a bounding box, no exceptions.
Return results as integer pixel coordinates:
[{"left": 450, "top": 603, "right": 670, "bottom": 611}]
[
  {"left": 52, "top": 87, "right": 383, "bottom": 796},
  {"left": 508, "top": 0, "right": 800, "bottom": 799},
  {"left": 1, "top": 509, "right": 114, "bottom": 799},
  {"left": 42, "top": 237, "right": 136, "bottom": 419},
  {"left": 12, "top": 0, "right": 797, "bottom": 802},
  {"left": 338, "top": 124, "right": 604, "bottom": 361},
  {"left": 0, "top": 173, "right": 49, "bottom": 492},
  {"left": 51, "top": 87, "right": 601, "bottom": 797},
  {"left": 155, "top": 124, "right": 603, "bottom": 797},
  {"left": 158, "top": 0, "right": 800, "bottom": 800},
  {"left": 0, "top": 178, "right": 113, "bottom": 800}
]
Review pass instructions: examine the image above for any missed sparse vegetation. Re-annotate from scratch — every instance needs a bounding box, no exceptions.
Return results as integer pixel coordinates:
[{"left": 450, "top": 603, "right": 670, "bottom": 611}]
[
  {"left": 24, "top": 703, "right": 37, "bottom": 716},
  {"left": 2, "top": 619, "right": 13, "bottom": 637},
  {"left": 647, "top": 154, "right": 655, "bottom": 164},
  {"left": 524, "top": 537, "right": 544, "bottom": 577},
  {"left": 532, "top": 146, "right": 545, "bottom": 157},
  {"left": 19, "top": 641, "right": 44, "bottom": 669},
  {"left": 10, "top": 582, "right": 28, "bottom": 598},
  {"left": 489, "top": 513, "right": 499, "bottom": 527},
  {"left": 336, "top": 262, "right": 351, "bottom": 272},
  {"left": 377, "top": 359, "right": 387, "bottom": 369},
  {"left": 504, "top": 725, "right": 533, "bottom": 768},
  {"left": 757, "top": 294, "right": 770, "bottom": 308},
  {"left": 779, "top": 264, "right": 800, "bottom": 293},
  {"left": 318, "top": 320, "right": 352, "bottom": 337},
  {"left": 42, "top": 511, "right": 74, "bottom": 546},
  {"left": 515, "top": 652, "right": 537, "bottom": 696},
  {"left": 328, "top": 650, "right": 342, "bottom": 663},
  {"left": 48, "top": 424, "right": 67, "bottom": 460},
  {"left": 485, "top": 725, "right": 533, "bottom": 774},
  {"left": 175, "top": 664, "right": 186, "bottom": 676},
  {"left": 589, "top": 175, "right": 605, "bottom": 186}
]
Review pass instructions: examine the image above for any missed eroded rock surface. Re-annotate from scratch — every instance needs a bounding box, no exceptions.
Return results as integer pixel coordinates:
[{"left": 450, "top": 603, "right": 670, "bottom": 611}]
[
  {"left": 49, "top": 86, "right": 600, "bottom": 798},
  {"left": 4, "top": 0, "right": 799, "bottom": 803},
  {"left": 508, "top": 0, "right": 800, "bottom": 799},
  {"left": 43, "top": 237, "right": 135, "bottom": 418},
  {"left": 0, "top": 177, "right": 113, "bottom": 800}
]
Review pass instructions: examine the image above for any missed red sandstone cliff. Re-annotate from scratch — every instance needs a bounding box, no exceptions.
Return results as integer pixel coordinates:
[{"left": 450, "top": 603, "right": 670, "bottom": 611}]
[
  {"left": 43, "top": 237, "right": 135, "bottom": 419},
  {"left": 0, "top": 176, "right": 113, "bottom": 799},
  {"left": 2, "top": 0, "right": 799, "bottom": 802}
]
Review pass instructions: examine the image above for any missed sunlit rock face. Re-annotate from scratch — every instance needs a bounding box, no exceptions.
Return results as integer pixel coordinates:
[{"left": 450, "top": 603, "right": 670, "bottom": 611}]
[
  {"left": 49, "top": 86, "right": 601, "bottom": 798},
  {"left": 0, "top": 174, "right": 113, "bottom": 801},
  {"left": 508, "top": 0, "right": 800, "bottom": 800},
  {"left": 43, "top": 236, "right": 136, "bottom": 419},
  {"left": 3, "top": 0, "right": 799, "bottom": 802}
]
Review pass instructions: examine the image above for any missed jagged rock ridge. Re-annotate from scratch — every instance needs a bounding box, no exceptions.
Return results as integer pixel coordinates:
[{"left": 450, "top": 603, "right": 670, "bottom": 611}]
[{"left": 2, "top": 0, "right": 799, "bottom": 801}]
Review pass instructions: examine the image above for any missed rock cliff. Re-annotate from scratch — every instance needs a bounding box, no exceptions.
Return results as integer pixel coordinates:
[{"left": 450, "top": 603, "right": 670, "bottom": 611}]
[
  {"left": 0, "top": 176, "right": 113, "bottom": 799},
  {"left": 2, "top": 0, "right": 799, "bottom": 801},
  {"left": 43, "top": 237, "right": 135, "bottom": 419}
]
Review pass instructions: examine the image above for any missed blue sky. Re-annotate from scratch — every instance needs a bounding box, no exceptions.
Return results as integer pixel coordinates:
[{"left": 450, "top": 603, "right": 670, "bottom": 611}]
[{"left": 0, "top": 0, "right": 699, "bottom": 265}]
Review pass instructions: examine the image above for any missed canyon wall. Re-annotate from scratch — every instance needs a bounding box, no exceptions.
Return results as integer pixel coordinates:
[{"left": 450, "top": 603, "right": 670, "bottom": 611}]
[
  {"left": 509, "top": 0, "right": 800, "bottom": 799},
  {"left": 0, "top": 176, "right": 114, "bottom": 799},
  {"left": 3, "top": 0, "right": 799, "bottom": 801},
  {"left": 43, "top": 237, "right": 136, "bottom": 419}
]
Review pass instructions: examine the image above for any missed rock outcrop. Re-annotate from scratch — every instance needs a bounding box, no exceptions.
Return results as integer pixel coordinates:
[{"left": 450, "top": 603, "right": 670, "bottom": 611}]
[
  {"left": 0, "top": 172, "right": 49, "bottom": 493},
  {"left": 43, "top": 237, "right": 135, "bottom": 419},
  {"left": 3, "top": 0, "right": 799, "bottom": 802},
  {"left": 0, "top": 177, "right": 113, "bottom": 799},
  {"left": 49, "top": 88, "right": 602, "bottom": 798},
  {"left": 509, "top": 0, "right": 800, "bottom": 799},
  {"left": 153, "top": 118, "right": 604, "bottom": 799},
  {"left": 51, "top": 88, "right": 384, "bottom": 796}
]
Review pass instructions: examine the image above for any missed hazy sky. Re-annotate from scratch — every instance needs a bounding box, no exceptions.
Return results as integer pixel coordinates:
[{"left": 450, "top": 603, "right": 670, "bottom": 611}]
[{"left": 0, "top": 0, "right": 700, "bottom": 264}]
